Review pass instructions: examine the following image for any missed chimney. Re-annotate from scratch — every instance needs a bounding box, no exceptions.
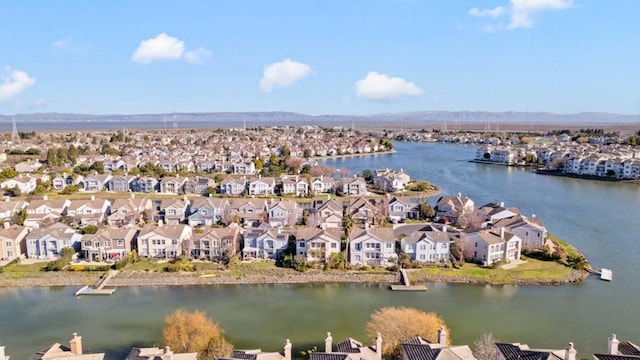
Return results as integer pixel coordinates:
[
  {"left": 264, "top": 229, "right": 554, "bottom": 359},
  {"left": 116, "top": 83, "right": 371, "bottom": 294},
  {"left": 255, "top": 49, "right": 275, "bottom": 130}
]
[
  {"left": 91, "top": 195, "right": 96, "bottom": 201},
  {"left": 499, "top": 202, "right": 504, "bottom": 207},
  {"left": 442, "top": 225, "right": 447, "bottom": 233},
  {"left": 457, "top": 192, "right": 461, "bottom": 198},
  {"left": 3, "top": 222, "right": 9, "bottom": 229},
  {"left": 500, "top": 227, "right": 505, "bottom": 239},
  {"left": 325, "top": 332, "right": 333, "bottom": 353},
  {"left": 438, "top": 326, "right": 447, "bottom": 346},
  {"left": 4, "top": 196, "right": 9, "bottom": 202},
  {"left": 165, "top": 346, "right": 173, "bottom": 356},
  {"left": 43, "top": 195, "right": 48, "bottom": 201},
  {"left": 158, "top": 219, "right": 163, "bottom": 227},
  {"left": 608, "top": 334, "right": 619, "bottom": 355},
  {"left": 69, "top": 333, "right": 83, "bottom": 355},
  {"left": 284, "top": 339, "right": 292, "bottom": 360},
  {"left": 564, "top": 342, "right": 576, "bottom": 360},
  {"left": 131, "top": 193, "right": 135, "bottom": 199},
  {"left": 376, "top": 333, "right": 382, "bottom": 360}
]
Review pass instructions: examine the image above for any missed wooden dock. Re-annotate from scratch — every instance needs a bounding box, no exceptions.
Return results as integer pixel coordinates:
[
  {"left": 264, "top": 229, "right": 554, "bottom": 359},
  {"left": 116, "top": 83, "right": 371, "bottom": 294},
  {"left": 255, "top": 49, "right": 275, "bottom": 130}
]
[
  {"left": 389, "top": 269, "right": 427, "bottom": 291},
  {"left": 587, "top": 267, "right": 613, "bottom": 281},
  {"left": 75, "top": 270, "right": 118, "bottom": 296}
]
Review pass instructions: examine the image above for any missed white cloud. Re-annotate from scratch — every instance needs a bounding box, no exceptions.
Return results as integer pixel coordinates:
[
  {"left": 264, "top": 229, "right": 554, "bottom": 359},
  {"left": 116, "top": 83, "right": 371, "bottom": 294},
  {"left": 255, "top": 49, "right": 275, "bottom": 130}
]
[
  {"left": 468, "top": 0, "right": 573, "bottom": 30},
  {"left": 355, "top": 72, "right": 423, "bottom": 101},
  {"left": 468, "top": 6, "right": 507, "bottom": 18},
  {"left": 260, "top": 59, "right": 311, "bottom": 92},
  {"left": 30, "top": 98, "right": 47, "bottom": 109},
  {"left": 184, "top": 47, "right": 213, "bottom": 65},
  {"left": 52, "top": 37, "right": 73, "bottom": 49},
  {"left": 0, "top": 67, "right": 36, "bottom": 102},
  {"left": 132, "top": 33, "right": 185, "bottom": 64}
]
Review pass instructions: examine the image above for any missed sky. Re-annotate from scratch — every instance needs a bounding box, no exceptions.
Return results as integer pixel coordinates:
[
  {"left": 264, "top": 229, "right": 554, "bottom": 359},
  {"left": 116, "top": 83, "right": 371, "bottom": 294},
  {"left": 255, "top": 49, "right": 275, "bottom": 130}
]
[{"left": 1, "top": 0, "right": 639, "bottom": 116}]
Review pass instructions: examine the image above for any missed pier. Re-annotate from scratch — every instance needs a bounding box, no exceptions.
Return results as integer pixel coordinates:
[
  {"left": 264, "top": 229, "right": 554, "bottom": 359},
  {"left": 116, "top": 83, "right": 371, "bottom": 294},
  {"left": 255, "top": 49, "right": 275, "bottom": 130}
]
[
  {"left": 390, "top": 269, "right": 427, "bottom": 291},
  {"left": 75, "top": 270, "right": 118, "bottom": 296}
]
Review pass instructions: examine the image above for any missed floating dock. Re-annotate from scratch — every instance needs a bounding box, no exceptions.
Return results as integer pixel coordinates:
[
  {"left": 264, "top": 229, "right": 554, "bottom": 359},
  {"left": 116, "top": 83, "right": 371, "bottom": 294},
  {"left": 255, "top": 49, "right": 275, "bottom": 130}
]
[
  {"left": 600, "top": 268, "right": 613, "bottom": 281},
  {"left": 75, "top": 270, "right": 118, "bottom": 296},
  {"left": 390, "top": 269, "right": 427, "bottom": 291}
]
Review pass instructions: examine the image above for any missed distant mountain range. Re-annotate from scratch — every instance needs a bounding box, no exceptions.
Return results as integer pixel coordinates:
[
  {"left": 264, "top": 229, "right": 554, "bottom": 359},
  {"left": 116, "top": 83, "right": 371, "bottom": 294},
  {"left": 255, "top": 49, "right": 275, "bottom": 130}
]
[{"left": 1, "top": 111, "right": 639, "bottom": 126}]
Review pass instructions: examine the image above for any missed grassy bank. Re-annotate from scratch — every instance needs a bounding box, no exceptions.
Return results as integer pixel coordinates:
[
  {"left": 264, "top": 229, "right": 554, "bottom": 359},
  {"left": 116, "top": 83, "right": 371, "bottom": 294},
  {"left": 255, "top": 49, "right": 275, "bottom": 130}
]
[{"left": 409, "top": 257, "right": 586, "bottom": 285}]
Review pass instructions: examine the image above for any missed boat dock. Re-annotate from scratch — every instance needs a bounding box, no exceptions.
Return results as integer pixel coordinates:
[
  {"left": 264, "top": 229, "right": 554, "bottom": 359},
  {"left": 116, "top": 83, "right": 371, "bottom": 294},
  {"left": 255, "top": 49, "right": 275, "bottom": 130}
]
[
  {"left": 75, "top": 270, "right": 118, "bottom": 296},
  {"left": 587, "top": 267, "right": 613, "bottom": 281},
  {"left": 390, "top": 269, "right": 427, "bottom": 291}
]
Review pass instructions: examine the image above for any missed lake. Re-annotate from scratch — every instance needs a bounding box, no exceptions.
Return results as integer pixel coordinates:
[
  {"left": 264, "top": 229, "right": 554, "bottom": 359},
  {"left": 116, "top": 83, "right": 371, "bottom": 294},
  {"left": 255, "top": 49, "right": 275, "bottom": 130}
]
[{"left": 1, "top": 141, "right": 639, "bottom": 359}]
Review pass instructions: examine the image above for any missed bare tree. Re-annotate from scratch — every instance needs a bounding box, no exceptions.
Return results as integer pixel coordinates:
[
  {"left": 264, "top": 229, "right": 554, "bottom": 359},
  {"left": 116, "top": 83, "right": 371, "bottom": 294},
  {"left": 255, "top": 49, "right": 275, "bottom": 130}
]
[
  {"left": 456, "top": 208, "right": 485, "bottom": 230},
  {"left": 472, "top": 333, "right": 499, "bottom": 360},
  {"left": 310, "top": 165, "right": 334, "bottom": 177},
  {"left": 374, "top": 197, "right": 390, "bottom": 226},
  {"left": 338, "top": 167, "right": 351, "bottom": 178},
  {"left": 285, "top": 157, "right": 302, "bottom": 174}
]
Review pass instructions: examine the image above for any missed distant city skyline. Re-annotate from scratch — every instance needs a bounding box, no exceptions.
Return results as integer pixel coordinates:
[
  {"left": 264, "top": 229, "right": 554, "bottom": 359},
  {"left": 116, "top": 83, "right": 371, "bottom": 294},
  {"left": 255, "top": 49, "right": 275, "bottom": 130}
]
[{"left": 1, "top": 0, "right": 639, "bottom": 116}]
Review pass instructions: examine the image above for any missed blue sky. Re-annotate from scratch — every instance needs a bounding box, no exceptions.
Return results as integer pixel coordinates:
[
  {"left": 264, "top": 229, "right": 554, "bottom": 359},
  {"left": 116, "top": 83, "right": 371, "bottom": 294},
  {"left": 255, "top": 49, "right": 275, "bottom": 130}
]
[{"left": 1, "top": 0, "right": 639, "bottom": 116}]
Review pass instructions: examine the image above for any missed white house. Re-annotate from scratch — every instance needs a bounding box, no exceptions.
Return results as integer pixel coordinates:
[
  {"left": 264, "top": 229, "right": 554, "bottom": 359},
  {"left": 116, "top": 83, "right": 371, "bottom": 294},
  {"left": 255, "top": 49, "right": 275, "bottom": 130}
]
[
  {"left": 349, "top": 227, "right": 396, "bottom": 266},
  {"left": 463, "top": 228, "right": 522, "bottom": 266},
  {"left": 401, "top": 229, "right": 451, "bottom": 264}
]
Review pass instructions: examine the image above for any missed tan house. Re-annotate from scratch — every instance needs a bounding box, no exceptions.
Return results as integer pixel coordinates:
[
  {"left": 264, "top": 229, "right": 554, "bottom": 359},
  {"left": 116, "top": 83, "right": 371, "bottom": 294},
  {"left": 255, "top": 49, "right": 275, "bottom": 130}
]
[
  {"left": 190, "top": 224, "right": 240, "bottom": 260},
  {"left": 24, "top": 197, "right": 71, "bottom": 229},
  {"left": 107, "top": 195, "right": 153, "bottom": 226},
  {"left": 31, "top": 333, "right": 104, "bottom": 360},
  {"left": 0, "top": 224, "right": 28, "bottom": 262},
  {"left": 66, "top": 197, "right": 111, "bottom": 227},
  {"left": 81, "top": 227, "right": 137, "bottom": 261},
  {"left": 136, "top": 222, "right": 192, "bottom": 258},
  {"left": 295, "top": 227, "right": 342, "bottom": 263}
]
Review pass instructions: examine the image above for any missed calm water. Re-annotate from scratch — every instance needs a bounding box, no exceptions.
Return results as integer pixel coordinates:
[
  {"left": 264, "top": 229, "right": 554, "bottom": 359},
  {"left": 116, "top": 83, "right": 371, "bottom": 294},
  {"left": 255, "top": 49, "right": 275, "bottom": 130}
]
[{"left": 1, "top": 142, "right": 639, "bottom": 359}]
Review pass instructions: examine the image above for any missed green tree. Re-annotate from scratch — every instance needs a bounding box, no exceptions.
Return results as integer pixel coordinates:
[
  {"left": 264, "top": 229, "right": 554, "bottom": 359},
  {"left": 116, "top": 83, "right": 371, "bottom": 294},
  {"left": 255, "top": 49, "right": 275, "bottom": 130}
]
[
  {"left": 91, "top": 161, "right": 105, "bottom": 174},
  {"left": 362, "top": 169, "right": 373, "bottom": 183},
  {"left": 269, "top": 154, "right": 281, "bottom": 167},
  {"left": 68, "top": 145, "right": 78, "bottom": 165},
  {"left": 11, "top": 208, "right": 27, "bottom": 226},
  {"left": 417, "top": 202, "right": 435, "bottom": 220},
  {"left": 162, "top": 309, "right": 233, "bottom": 360},
  {"left": 82, "top": 225, "right": 99, "bottom": 234},
  {"left": 252, "top": 158, "right": 264, "bottom": 170},
  {"left": 46, "top": 148, "right": 58, "bottom": 166},
  {"left": 1, "top": 168, "right": 17, "bottom": 179}
]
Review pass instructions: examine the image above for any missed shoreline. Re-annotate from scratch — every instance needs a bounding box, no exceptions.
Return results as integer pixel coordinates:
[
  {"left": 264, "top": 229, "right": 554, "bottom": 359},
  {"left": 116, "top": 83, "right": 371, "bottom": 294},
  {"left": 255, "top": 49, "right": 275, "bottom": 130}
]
[
  {"left": 0, "top": 267, "right": 589, "bottom": 288},
  {"left": 312, "top": 150, "right": 395, "bottom": 160}
]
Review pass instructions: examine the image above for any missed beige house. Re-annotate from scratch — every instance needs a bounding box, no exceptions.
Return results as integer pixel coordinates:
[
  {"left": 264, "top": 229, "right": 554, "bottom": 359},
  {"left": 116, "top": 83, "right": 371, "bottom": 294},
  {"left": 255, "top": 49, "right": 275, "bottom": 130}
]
[
  {"left": 24, "top": 197, "right": 71, "bottom": 229},
  {"left": 0, "top": 224, "right": 28, "bottom": 262},
  {"left": 31, "top": 333, "right": 104, "bottom": 360},
  {"left": 463, "top": 228, "right": 522, "bottom": 266},
  {"left": 295, "top": 227, "right": 342, "bottom": 263},
  {"left": 136, "top": 223, "right": 192, "bottom": 258},
  {"left": 81, "top": 227, "right": 137, "bottom": 261}
]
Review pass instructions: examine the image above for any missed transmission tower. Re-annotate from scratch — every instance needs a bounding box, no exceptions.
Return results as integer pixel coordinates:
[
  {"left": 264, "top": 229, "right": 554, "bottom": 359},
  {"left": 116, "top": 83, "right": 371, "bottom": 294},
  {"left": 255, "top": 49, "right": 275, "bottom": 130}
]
[{"left": 11, "top": 117, "right": 19, "bottom": 144}]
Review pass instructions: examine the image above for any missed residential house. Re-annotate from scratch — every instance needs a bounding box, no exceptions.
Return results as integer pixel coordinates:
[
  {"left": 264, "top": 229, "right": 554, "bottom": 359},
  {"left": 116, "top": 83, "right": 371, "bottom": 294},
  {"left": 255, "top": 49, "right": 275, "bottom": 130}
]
[
  {"left": 230, "top": 198, "right": 269, "bottom": 224},
  {"left": 308, "top": 333, "right": 381, "bottom": 360},
  {"left": 190, "top": 224, "right": 240, "bottom": 260},
  {"left": 435, "top": 194, "right": 475, "bottom": 224},
  {"left": 401, "top": 229, "right": 451, "bottom": 264},
  {"left": 81, "top": 174, "right": 112, "bottom": 192},
  {"left": 462, "top": 228, "right": 522, "bottom": 266},
  {"left": 25, "top": 223, "right": 82, "bottom": 259},
  {"left": 349, "top": 227, "right": 396, "bottom": 266},
  {"left": 188, "top": 197, "right": 228, "bottom": 227},
  {"left": 268, "top": 200, "right": 302, "bottom": 227},
  {"left": 31, "top": 333, "right": 104, "bottom": 360},
  {"left": 401, "top": 329, "right": 475, "bottom": 360},
  {"left": 232, "top": 161, "right": 256, "bottom": 175},
  {"left": 24, "top": 197, "right": 71, "bottom": 229},
  {"left": 242, "top": 226, "right": 290, "bottom": 260},
  {"left": 388, "top": 196, "right": 417, "bottom": 222},
  {"left": 160, "top": 176, "right": 188, "bottom": 194},
  {"left": 159, "top": 198, "right": 190, "bottom": 224},
  {"left": 136, "top": 222, "right": 192, "bottom": 258},
  {"left": 281, "top": 175, "right": 309, "bottom": 196},
  {"left": 594, "top": 334, "right": 640, "bottom": 360},
  {"left": 103, "top": 159, "right": 125, "bottom": 172},
  {"left": 184, "top": 177, "right": 216, "bottom": 195},
  {"left": 496, "top": 342, "right": 577, "bottom": 360},
  {"left": 220, "top": 176, "right": 247, "bottom": 195},
  {"left": 310, "top": 175, "right": 335, "bottom": 194},
  {"left": 1, "top": 175, "right": 37, "bottom": 194},
  {"left": 0, "top": 199, "right": 27, "bottom": 224},
  {"left": 345, "top": 197, "right": 379, "bottom": 226},
  {"left": 66, "top": 197, "right": 111, "bottom": 227},
  {"left": 107, "top": 175, "right": 134, "bottom": 192},
  {"left": 295, "top": 227, "right": 342, "bottom": 263},
  {"left": 130, "top": 176, "right": 159, "bottom": 193},
  {"left": 52, "top": 173, "right": 80, "bottom": 191},
  {"left": 0, "top": 224, "right": 28, "bottom": 261},
  {"left": 373, "top": 168, "right": 411, "bottom": 192},
  {"left": 314, "top": 199, "right": 343, "bottom": 229},
  {"left": 478, "top": 202, "right": 519, "bottom": 225},
  {"left": 341, "top": 177, "right": 369, "bottom": 196},
  {"left": 125, "top": 347, "right": 196, "bottom": 360},
  {"left": 14, "top": 160, "right": 42, "bottom": 173},
  {"left": 494, "top": 214, "right": 548, "bottom": 250},
  {"left": 249, "top": 176, "right": 276, "bottom": 196},
  {"left": 80, "top": 227, "right": 137, "bottom": 261},
  {"left": 107, "top": 195, "right": 153, "bottom": 226}
]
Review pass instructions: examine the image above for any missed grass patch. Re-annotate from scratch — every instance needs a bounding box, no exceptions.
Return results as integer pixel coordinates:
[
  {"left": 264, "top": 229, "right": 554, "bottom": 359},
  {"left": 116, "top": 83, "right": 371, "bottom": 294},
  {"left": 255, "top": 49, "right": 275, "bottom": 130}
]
[
  {"left": 549, "top": 234, "right": 579, "bottom": 258},
  {"left": 1, "top": 262, "right": 48, "bottom": 272},
  {"left": 124, "top": 258, "right": 168, "bottom": 272},
  {"left": 411, "top": 258, "right": 573, "bottom": 285}
]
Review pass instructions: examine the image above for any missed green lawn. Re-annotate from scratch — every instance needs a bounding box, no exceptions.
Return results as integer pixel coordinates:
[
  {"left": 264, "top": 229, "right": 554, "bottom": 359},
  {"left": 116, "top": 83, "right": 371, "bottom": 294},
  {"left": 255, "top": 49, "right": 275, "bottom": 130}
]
[
  {"left": 410, "top": 258, "right": 574, "bottom": 285},
  {"left": 124, "top": 258, "right": 168, "bottom": 272},
  {"left": 549, "top": 234, "right": 580, "bottom": 258},
  {"left": 0, "top": 261, "right": 48, "bottom": 272}
]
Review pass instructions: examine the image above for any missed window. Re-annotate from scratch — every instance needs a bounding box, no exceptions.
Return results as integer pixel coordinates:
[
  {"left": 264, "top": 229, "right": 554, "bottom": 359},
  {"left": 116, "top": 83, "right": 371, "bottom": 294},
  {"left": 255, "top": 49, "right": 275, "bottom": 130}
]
[
  {"left": 152, "top": 239, "right": 157, "bottom": 245},
  {"left": 117, "top": 240, "right": 124, "bottom": 246},
  {"left": 386, "top": 243, "right": 392, "bottom": 248},
  {"left": 172, "top": 239, "right": 178, "bottom": 245},
  {"left": 419, "top": 254, "right": 426, "bottom": 260},
  {"left": 355, "top": 243, "right": 361, "bottom": 251},
  {"left": 5, "top": 241, "right": 12, "bottom": 247},
  {"left": 84, "top": 241, "right": 91, "bottom": 247},
  {"left": 142, "top": 239, "right": 148, "bottom": 245},
  {"left": 331, "top": 243, "right": 337, "bottom": 248},
  {"left": 299, "top": 242, "right": 305, "bottom": 248},
  {"left": 420, "top": 245, "right": 426, "bottom": 250},
  {"left": 7, "top": 250, "right": 13, "bottom": 258},
  {"left": 525, "top": 231, "right": 529, "bottom": 237},
  {"left": 103, "top": 241, "right": 110, "bottom": 247}
]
